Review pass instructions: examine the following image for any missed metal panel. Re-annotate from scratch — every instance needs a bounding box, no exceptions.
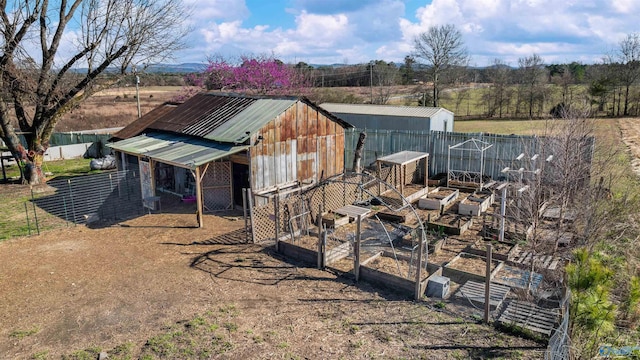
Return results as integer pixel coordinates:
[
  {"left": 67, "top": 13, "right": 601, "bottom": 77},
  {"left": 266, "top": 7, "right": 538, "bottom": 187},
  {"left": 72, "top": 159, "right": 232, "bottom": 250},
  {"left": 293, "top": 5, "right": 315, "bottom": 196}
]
[
  {"left": 343, "top": 129, "right": 579, "bottom": 181},
  {"left": 320, "top": 103, "right": 449, "bottom": 117},
  {"left": 208, "top": 98, "right": 297, "bottom": 143},
  {"left": 107, "top": 132, "right": 248, "bottom": 168}
]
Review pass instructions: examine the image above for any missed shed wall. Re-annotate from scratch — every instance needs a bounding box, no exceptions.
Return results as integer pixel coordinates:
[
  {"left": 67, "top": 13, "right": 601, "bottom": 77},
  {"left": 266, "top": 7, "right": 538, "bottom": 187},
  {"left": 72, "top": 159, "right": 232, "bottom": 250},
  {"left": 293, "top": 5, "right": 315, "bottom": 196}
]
[{"left": 250, "top": 101, "right": 345, "bottom": 192}]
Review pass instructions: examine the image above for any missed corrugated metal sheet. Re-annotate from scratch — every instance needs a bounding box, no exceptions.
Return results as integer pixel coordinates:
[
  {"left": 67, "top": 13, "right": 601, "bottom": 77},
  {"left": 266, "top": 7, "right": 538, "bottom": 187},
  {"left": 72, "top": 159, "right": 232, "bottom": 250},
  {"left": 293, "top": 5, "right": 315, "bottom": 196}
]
[
  {"left": 343, "top": 128, "right": 555, "bottom": 180},
  {"left": 207, "top": 98, "right": 297, "bottom": 143},
  {"left": 320, "top": 103, "right": 451, "bottom": 118},
  {"left": 107, "top": 132, "right": 248, "bottom": 168},
  {"left": 112, "top": 103, "right": 179, "bottom": 140},
  {"left": 181, "top": 96, "right": 257, "bottom": 137}
]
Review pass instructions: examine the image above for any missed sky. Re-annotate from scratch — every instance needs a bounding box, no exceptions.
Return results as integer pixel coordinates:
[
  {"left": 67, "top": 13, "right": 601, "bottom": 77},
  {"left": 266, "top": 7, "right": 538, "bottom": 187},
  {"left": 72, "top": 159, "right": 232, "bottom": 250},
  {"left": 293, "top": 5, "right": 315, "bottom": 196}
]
[{"left": 177, "top": 0, "right": 640, "bottom": 67}]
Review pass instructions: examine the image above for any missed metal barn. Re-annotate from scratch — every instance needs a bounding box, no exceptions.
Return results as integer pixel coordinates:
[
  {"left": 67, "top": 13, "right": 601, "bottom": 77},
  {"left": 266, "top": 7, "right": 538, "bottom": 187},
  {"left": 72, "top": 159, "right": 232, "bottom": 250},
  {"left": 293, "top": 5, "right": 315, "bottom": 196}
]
[
  {"left": 320, "top": 103, "right": 454, "bottom": 132},
  {"left": 108, "top": 93, "right": 351, "bottom": 227}
]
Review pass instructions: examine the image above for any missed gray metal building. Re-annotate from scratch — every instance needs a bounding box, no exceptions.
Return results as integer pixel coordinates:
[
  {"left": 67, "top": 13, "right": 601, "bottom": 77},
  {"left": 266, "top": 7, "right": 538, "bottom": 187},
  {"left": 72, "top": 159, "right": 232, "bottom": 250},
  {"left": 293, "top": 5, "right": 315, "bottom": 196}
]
[{"left": 320, "top": 103, "right": 454, "bottom": 132}]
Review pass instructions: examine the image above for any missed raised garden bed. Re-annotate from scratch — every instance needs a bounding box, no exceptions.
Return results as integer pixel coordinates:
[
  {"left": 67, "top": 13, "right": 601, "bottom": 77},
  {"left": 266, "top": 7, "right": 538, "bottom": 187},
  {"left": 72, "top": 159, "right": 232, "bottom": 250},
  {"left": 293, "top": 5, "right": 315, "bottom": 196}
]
[
  {"left": 322, "top": 212, "right": 349, "bottom": 228},
  {"left": 458, "top": 191, "right": 493, "bottom": 216},
  {"left": 443, "top": 252, "right": 503, "bottom": 283},
  {"left": 418, "top": 187, "right": 459, "bottom": 210},
  {"left": 359, "top": 252, "right": 434, "bottom": 298},
  {"left": 426, "top": 213, "right": 473, "bottom": 235},
  {"left": 428, "top": 172, "right": 447, "bottom": 187},
  {"left": 466, "top": 240, "right": 516, "bottom": 262}
]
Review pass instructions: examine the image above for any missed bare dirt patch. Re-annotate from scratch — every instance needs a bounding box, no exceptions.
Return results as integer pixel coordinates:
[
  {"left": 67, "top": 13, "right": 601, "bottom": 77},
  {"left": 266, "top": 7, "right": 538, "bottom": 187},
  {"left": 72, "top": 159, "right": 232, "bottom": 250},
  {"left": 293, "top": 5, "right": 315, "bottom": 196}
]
[
  {"left": 618, "top": 118, "right": 640, "bottom": 176},
  {"left": 0, "top": 212, "right": 545, "bottom": 359}
]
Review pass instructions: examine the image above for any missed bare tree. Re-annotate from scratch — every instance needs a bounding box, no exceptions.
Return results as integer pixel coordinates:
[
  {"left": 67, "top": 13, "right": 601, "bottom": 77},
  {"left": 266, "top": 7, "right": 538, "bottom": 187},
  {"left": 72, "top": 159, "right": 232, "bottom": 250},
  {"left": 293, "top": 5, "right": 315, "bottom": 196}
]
[
  {"left": 616, "top": 33, "right": 640, "bottom": 116},
  {"left": 517, "top": 54, "right": 548, "bottom": 118},
  {"left": 0, "top": 0, "right": 189, "bottom": 184},
  {"left": 485, "top": 59, "right": 512, "bottom": 118},
  {"left": 413, "top": 24, "right": 469, "bottom": 107},
  {"left": 371, "top": 60, "right": 399, "bottom": 104}
]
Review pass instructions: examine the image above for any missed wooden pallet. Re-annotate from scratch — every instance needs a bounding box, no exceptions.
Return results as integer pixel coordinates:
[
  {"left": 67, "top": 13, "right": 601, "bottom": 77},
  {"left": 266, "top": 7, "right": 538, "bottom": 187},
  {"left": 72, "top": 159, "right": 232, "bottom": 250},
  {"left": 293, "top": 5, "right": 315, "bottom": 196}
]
[
  {"left": 509, "top": 248, "right": 560, "bottom": 270},
  {"left": 454, "top": 280, "right": 511, "bottom": 310},
  {"left": 498, "top": 300, "right": 559, "bottom": 336}
]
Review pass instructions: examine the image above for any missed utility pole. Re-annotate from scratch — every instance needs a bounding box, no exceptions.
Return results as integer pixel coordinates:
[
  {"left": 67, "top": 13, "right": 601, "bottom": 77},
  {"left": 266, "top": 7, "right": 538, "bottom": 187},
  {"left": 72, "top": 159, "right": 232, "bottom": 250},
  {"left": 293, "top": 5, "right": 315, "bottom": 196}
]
[
  {"left": 370, "top": 62, "right": 373, "bottom": 104},
  {"left": 135, "top": 69, "right": 141, "bottom": 118}
]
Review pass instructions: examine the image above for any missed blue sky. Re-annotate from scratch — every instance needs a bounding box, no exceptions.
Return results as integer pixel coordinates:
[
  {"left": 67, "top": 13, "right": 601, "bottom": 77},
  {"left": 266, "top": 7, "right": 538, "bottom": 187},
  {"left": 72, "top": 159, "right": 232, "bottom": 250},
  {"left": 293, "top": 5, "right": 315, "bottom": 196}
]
[{"left": 179, "top": 0, "right": 640, "bottom": 66}]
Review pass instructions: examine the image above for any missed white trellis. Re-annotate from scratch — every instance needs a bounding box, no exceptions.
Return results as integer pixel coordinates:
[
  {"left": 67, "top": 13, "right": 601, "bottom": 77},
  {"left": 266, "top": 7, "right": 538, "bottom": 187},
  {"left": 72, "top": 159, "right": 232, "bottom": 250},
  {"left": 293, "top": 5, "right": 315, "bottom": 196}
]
[{"left": 447, "top": 138, "right": 493, "bottom": 190}]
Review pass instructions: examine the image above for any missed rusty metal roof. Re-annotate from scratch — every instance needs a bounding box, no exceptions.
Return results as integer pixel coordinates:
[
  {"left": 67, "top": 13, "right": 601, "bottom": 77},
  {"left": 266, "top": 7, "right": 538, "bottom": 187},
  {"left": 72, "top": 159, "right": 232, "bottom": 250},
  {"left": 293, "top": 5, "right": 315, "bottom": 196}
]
[
  {"left": 207, "top": 98, "right": 297, "bottom": 143},
  {"left": 111, "top": 102, "right": 179, "bottom": 140},
  {"left": 107, "top": 131, "right": 248, "bottom": 168},
  {"left": 114, "top": 93, "right": 351, "bottom": 146}
]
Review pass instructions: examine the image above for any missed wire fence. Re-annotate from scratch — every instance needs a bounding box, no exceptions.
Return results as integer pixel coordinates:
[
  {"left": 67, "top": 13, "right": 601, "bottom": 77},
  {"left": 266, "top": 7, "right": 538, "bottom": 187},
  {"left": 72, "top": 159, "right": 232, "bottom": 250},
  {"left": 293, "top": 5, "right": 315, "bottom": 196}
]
[
  {"left": 545, "top": 289, "right": 571, "bottom": 360},
  {"left": 2, "top": 170, "right": 144, "bottom": 239}
]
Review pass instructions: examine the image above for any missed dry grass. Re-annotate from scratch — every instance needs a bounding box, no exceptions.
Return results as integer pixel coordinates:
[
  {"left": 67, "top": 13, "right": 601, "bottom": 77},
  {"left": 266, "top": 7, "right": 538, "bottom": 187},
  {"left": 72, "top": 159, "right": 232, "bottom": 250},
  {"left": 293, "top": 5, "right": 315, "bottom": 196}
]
[{"left": 54, "top": 87, "right": 183, "bottom": 132}]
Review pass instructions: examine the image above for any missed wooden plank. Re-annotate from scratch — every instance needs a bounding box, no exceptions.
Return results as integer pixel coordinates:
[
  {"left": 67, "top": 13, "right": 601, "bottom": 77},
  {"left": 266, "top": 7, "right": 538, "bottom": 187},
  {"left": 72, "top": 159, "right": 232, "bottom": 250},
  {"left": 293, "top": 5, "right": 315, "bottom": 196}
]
[{"left": 334, "top": 205, "right": 371, "bottom": 218}]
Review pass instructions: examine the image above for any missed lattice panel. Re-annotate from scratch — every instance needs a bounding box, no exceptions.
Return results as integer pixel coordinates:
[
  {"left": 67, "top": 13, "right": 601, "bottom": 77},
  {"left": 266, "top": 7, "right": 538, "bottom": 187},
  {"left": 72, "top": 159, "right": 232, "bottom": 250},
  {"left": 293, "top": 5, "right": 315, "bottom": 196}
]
[
  {"left": 252, "top": 202, "right": 275, "bottom": 243},
  {"left": 202, "top": 162, "right": 233, "bottom": 211}
]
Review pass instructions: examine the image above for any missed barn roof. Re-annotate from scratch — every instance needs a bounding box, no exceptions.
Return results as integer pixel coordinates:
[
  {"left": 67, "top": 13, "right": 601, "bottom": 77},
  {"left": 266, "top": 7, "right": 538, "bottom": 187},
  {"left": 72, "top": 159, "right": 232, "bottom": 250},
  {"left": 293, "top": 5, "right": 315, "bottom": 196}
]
[
  {"left": 107, "top": 131, "right": 248, "bottom": 169},
  {"left": 320, "top": 103, "right": 452, "bottom": 118},
  {"left": 118, "top": 92, "right": 350, "bottom": 145}
]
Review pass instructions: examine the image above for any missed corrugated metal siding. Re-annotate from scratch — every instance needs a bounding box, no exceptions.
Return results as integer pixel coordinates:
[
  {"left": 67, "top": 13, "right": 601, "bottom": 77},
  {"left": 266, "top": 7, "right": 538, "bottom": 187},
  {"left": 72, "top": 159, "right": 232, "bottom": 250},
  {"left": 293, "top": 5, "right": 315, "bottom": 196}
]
[
  {"left": 320, "top": 103, "right": 448, "bottom": 117},
  {"left": 344, "top": 129, "right": 554, "bottom": 180},
  {"left": 250, "top": 100, "right": 346, "bottom": 192}
]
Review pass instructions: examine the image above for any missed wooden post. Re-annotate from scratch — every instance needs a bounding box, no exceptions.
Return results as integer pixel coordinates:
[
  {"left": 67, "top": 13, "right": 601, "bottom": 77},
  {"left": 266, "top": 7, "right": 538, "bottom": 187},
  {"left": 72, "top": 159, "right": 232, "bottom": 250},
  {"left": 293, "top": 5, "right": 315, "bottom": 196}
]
[
  {"left": 354, "top": 215, "right": 362, "bottom": 281},
  {"left": 317, "top": 205, "right": 323, "bottom": 269},
  {"left": 322, "top": 227, "right": 327, "bottom": 269},
  {"left": 274, "top": 194, "right": 280, "bottom": 252},
  {"left": 195, "top": 166, "right": 204, "bottom": 228},
  {"left": 424, "top": 156, "right": 428, "bottom": 188},
  {"left": 352, "top": 132, "right": 367, "bottom": 173},
  {"left": 377, "top": 161, "right": 382, "bottom": 195},
  {"left": 242, "top": 188, "right": 249, "bottom": 243},
  {"left": 247, "top": 189, "right": 255, "bottom": 243},
  {"left": 484, "top": 244, "right": 493, "bottom": 324},
  {"left": 499, "top": 186, "right": 507, "bottom": 242},
  {"left": 414, "top": 236, "right": 424, "bottom": 300}
]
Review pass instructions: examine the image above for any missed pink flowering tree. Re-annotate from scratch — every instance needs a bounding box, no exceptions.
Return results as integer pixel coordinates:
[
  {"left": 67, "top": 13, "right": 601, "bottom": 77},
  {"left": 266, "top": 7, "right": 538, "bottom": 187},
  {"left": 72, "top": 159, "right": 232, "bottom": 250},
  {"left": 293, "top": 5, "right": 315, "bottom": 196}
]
[{"left": 180, "top": 55, "right": 310, "bottom": 99}]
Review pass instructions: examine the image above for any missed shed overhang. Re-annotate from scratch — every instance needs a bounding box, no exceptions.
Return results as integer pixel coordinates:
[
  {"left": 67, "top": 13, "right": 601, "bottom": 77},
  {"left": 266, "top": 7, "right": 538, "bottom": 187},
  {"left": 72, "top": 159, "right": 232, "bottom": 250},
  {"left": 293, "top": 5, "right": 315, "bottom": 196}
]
[{"left": 107, "top": 132, "right": 248, "bottom": 169}]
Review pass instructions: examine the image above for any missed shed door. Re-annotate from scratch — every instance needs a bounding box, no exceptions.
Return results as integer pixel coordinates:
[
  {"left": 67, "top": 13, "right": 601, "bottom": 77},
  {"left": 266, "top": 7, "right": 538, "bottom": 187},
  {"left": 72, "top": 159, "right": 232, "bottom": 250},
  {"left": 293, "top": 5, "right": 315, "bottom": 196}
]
[{"left": 233, "top": 162, "right": 250, "bottom": 206}]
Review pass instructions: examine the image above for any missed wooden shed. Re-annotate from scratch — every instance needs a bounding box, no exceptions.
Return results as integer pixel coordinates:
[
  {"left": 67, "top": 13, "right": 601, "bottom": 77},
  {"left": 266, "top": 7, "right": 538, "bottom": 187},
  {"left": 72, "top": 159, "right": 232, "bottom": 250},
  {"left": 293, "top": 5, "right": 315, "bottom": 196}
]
[{"left": 108, "top": 92, "right": 351, "bottom": 226}]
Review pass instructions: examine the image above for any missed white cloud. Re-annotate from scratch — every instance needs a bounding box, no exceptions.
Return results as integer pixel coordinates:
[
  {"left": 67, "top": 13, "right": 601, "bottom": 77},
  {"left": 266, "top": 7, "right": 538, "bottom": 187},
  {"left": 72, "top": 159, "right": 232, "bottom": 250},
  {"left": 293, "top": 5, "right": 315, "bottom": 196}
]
[{"left": 178, "top": 0, "right": 640, "bottom": 65}]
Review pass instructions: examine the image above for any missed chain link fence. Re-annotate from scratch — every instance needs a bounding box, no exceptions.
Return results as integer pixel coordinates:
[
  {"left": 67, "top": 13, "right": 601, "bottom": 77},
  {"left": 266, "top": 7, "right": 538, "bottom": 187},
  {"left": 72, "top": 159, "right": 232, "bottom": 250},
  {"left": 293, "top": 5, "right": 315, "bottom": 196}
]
[
  {"left": 545, "top": 289, "right": 571, "bottom": 360},
  {"left": 2, "top": 170, "right": 143, "bottom": 239}
]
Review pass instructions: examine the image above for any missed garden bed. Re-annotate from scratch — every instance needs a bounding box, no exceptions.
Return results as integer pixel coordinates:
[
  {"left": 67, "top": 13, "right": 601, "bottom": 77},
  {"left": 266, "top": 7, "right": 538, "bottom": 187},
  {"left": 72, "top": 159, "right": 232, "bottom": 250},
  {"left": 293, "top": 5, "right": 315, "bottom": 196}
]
[
  {"left": 443, "top": 252, "right": 503, "bottom": 283},
  {"left": 418, "top": 187, "right": 459, "bottom": 210},
  {"left": 458, "top": 191, "right": 493, "bottom": 216},
  {"left": 426, "top": 213, "right": 474, "bottom": 235},
  {"left": 466, "top": 239, "right": 516, "bottom": 262}
]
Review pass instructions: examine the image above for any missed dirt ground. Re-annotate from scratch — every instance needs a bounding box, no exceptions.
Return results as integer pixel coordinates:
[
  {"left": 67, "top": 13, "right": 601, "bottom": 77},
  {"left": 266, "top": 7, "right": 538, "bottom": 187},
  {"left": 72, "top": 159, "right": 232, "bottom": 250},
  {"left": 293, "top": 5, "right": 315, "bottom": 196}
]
[
  {"left": 619, "top": 118, "right": 640, "bottom": 176},
  {"left": 0, "top": 206, "right": 546, "bottom": 359}
]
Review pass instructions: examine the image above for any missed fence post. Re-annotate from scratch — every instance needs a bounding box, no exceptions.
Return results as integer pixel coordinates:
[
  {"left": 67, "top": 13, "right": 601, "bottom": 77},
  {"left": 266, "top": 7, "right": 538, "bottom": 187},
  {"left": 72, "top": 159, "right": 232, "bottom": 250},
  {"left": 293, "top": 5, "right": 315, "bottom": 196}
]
[
  {"left": 68, "top": 179, "right": 77, "bottom": 225},
  {"left": 274, "top": 194, "right": 280, "bottom": 251},
  {"left": 354, "top": 215, "right": 361, "bottom": 281},
  {"left": 414, "top": 236, "right": 424, "bottom": 300},
  {"left": 317, "top": 204, "right": 323, "bottom": 269},
  {"left": 30, "top": 187, "right": 40, "bottom": 235},
  {"left": 484, "top": 244, "right": 493, "bottom": 324},
  {"left": 24, "top": 203, "right": 31, "bottom": 236},
  {"left": 242, "top": 188, "right": 249, "bottom": 243},
  {"left": 247, "top": 189, "right": 255, "bottom": 243}
]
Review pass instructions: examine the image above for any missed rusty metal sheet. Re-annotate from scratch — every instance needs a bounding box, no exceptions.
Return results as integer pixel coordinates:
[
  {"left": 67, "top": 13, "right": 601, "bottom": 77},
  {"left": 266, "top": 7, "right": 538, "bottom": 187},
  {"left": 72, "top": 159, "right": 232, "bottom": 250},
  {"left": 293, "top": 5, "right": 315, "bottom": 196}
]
[{"left": 112, "top": 103, "right": 178, "bottom": 140}]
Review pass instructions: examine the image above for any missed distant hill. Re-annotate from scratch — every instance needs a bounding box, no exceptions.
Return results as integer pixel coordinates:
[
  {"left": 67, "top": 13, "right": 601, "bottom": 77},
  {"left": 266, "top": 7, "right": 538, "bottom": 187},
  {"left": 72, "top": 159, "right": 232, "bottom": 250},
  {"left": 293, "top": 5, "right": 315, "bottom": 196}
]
[{"left": 146, "top": 63, "right": 207, "bottom": 73}]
